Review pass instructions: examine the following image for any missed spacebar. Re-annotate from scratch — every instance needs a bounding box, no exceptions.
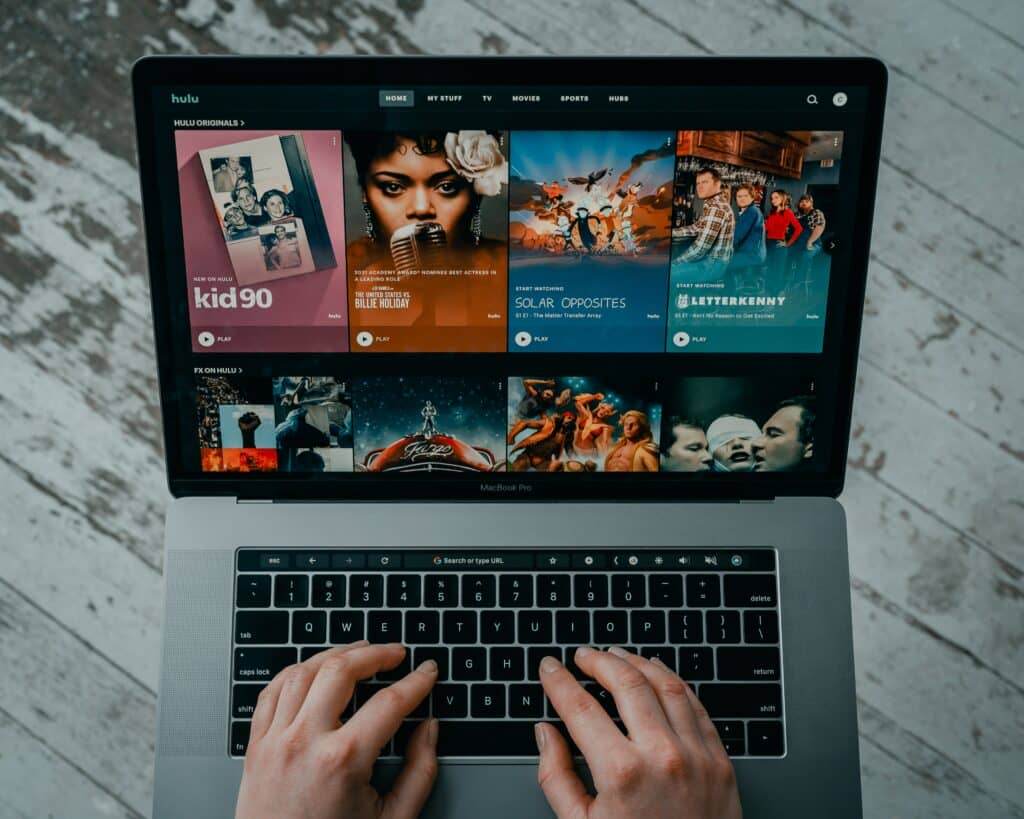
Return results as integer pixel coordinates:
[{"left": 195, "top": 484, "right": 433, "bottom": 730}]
[{"left": 437, "top": 721, "right": 541, "bottom": 757}]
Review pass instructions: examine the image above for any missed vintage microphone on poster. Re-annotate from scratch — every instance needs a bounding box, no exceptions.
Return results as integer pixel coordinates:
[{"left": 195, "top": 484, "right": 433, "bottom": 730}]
[{"left": 390, "top": 221, "right": 448, "bottom": 271}]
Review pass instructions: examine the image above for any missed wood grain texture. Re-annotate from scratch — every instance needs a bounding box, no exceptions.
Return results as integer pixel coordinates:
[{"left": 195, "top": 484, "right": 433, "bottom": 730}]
[{"left": 0, "top": 1, "right": 1021, "bottom": 817}]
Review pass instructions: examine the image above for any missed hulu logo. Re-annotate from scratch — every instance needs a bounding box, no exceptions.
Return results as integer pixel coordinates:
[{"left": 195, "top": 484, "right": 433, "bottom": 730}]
[{"left": 170, "top": 92, "right": 199, "bottom": 103}]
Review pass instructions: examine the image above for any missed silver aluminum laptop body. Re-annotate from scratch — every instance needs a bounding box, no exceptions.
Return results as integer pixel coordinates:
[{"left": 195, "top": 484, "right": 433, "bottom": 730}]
[{"left": 153, "top": 497, "right": 861, "bottom": 818}]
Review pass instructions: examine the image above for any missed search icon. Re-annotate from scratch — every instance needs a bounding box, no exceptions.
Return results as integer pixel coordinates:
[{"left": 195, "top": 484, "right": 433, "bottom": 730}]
[{"left": 806, "top": 94, "right": 819, "bottom": 104}]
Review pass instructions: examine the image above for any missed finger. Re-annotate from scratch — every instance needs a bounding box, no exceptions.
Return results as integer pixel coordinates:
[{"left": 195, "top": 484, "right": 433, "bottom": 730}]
[
  {"left": 535, "top": 722, "right": 593, "bottom": 819},
  {"left": 340, "top": 658, "right": 439, "bottom": 765},
  {"left": 296, "top": 642, "right": 407, "bottom": 729},
  {"left": 270, "top": 661, "right": 319, "bottom": 730},
  {"left": 539, "top": 654, "right": 627, "bottom": 764},
  {"left": 680, "top": 676, "right": 727, "bottom": 755},
  {"left": 249, "top": 680, "right": 281, "bottom": 743},
  {"left": 608, "top": 648, "right": 703, "bottom": 742},
  {"left": 253, "top": 641, "right": 368, "bottom": 738},
  {"left": 382, "top": 718, "right": 439, "bottom": 819},
  {"left": 572, "top": 647, "right": 672, "bottom": 740}
]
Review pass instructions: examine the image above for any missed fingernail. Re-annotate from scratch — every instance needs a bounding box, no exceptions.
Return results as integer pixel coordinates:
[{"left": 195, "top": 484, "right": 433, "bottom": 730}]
[
  {"left": 417, "top": 658, "right": 438, "bottom": 674},
  {"left": 608, "top": 646, "right": 630, "bottom": 658},
  {"left": 351, "top": 639, "right": 369, "bottom": 647},
  {"left": 540, "top": 655, "right": 562, "bottom": 674},
  {"left": 427, "top": 718, "right": 439, "bottom": 745},
  {"left": 649, "top": 656, "right": 668, "bottom": 669},
  {"left": 534, "top": 723, "right": 546, "bottom": 753},
  {"left": 575, "top": 646, "right": 595, "bottom": 659}
]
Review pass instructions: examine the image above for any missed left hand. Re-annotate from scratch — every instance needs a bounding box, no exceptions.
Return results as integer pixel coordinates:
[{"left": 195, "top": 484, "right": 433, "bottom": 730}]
[{"left": 235, "top": 642, "right": 439, "bottom": 819}]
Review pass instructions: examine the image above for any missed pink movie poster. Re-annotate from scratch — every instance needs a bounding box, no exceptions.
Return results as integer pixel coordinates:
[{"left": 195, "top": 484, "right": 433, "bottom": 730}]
[{"left": 175, "top": 130, "right": 349, "bottom": 353}]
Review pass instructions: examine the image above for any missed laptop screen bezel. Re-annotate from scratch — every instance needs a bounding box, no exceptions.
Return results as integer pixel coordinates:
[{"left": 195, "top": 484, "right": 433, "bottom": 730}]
[{"left": 131, "top": 55, "right": 887, "bottom": 501}]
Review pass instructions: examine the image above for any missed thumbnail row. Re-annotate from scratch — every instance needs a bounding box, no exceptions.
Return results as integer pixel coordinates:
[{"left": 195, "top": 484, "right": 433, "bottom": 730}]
[
  {"left": 176, "top": 128, "right": 843, "bottom": 355},
  {"left": 197, "top": 375, "right": 817, "bottom": 475}
]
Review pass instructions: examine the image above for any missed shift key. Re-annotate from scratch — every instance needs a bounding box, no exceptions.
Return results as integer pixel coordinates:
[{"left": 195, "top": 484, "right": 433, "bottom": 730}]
[
  {"left": 697, "top": 683, "right": 782, "bottom": 718},
  {"left": 234, "top": 647, "right": 296, "bottom": 681}
]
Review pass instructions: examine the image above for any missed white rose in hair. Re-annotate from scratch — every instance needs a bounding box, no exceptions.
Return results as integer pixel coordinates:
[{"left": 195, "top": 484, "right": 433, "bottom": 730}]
[{"left": 444, "top": 130, "right": 507, "bottom": 197}]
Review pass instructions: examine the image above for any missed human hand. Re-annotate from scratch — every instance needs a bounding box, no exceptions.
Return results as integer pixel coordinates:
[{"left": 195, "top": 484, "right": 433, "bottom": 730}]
[
  {"left": 536, "top": 647, "right": 742, "bottom": 819},
  {"left": 806, "top": 241, "right": 815, "bottom": 251},
  {"left": 775, "top": 240, "right": 788, "bottom": 248},
  {"left": 235, "top": 642, "right": 439, "bottom": 819}
]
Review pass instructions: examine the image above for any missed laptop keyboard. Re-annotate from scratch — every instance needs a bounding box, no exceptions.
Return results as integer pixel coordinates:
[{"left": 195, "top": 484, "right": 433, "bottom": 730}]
[{"left": 230, "top": 549, "right": 784, "bottom": 759}]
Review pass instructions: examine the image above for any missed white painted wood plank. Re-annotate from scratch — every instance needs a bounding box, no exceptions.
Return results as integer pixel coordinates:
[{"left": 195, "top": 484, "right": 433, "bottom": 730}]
[
  {"left": 0, "top": 582, "right": 156, "bottom": 817},
  {"left": 859, "top": 700, "right": 1024, "bottom": 819},
  {"left": 0, "top": 712, "right": 142, "bottom": 819},
  {"left": 844, "top": 467, "right": 1024, "bottom": 689},
  {"left": 851, "top": 579, "right": 1024, "bottom": 809}
]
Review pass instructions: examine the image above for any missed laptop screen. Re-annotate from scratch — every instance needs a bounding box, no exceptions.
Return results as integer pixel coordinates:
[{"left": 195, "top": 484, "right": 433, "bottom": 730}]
[{"left": 134, "top": 59, "right": 886, "bottom": 500}]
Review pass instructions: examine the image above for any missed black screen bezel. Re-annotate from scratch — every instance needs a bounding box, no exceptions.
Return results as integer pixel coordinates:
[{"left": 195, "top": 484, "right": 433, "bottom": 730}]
[{"left": 131, "top": 55, "right": 887, "bottom": 501}]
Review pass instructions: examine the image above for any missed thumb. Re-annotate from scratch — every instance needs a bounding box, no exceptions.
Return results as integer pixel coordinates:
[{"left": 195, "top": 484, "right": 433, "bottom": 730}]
[
  {"left": 381, "top": 719, "right": 438, "bottom": 819},
  {"left": 535, "top": 723, "right": 592, "bottom": 819}
]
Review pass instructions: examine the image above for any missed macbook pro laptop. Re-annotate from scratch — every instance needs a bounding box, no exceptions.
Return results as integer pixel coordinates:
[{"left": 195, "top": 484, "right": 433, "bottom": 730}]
[{"left": 132, "top": 56, "right": 887, "bottom": 818}]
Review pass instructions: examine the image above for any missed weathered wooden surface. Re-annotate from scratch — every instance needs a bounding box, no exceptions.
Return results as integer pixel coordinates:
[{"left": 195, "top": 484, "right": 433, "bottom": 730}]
[{"left": 0, "top": 1, "right": 1021, "bottom": 817}]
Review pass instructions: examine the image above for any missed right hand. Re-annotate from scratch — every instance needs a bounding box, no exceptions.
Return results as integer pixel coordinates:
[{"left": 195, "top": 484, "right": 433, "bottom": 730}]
[{"left": 536, "top": 647, "right": 742, "bottom": 819}]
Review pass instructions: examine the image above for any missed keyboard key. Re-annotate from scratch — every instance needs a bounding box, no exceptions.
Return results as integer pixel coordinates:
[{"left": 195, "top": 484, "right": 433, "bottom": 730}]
[
  {"left": 274, "top": 575, "right": 309, "bottom": 608},
  {"left": 743, "top": 611, "right": 779, "bottom": 644},
  {"left": 527, "top": 647, "right": 561, "bottom": 680},
  {"left": 355, "top": 682, "right": 387, "bottom": 708},
  {"left": 311, "top": 575, "right": 345, "bottom": 607},
  {"left": 573, "top": 575, "right": 608, "bottom": 607},
  {"left": 413, "top": 647, "right": 449, "bottom": 681},
  {"left": 563, "top": 646, "right": 587, "bottom": 680},
  {"left": 706, "top": 611, "right": 741, "bottom": 644},
  {"left": 434, "top": 721, "right": 542, "bottom": 756},
  {"left": 293, "top": 611, "right": 327, "bottom": 644},
  {"left": 713, "top": 720, "right": 744, "bottom": 741},
  {"left": 462, "top": 575, "right": 496, "bottom": 607},
  {"left": 387, "top": 575, "right": 421, "bottom": 607},
  {"left": 376, "top": 651, "right": 411, "bottom": 683},
  {"left": 509, "top": 683, "right": 545, "bottom": 718},
  {"left": 499, "top": 575, "right": 534, "bottom": 607},
  {"left": 640, "top": 646, "right": 676, "bottom": 671},
  {"left": 611, "top": 575, "right": 646, "bottom": 607},
  {"left": 301, "top": 646, "right": 330, "bottom": 661},
  {"left": 234, "top": 647, "right": 296, "bottom": 681},
  {"left": 747, "top": 720, "right": 785, "bottom": 755},
  {"left": 490, "top": 647, "right": 525, "bottom": 681},
  {"left": 697, "top": 683, "right": 783, "bottom": 718},
  {"left": 237, "top": 575, "right": 271, "bottom": 608},
  {"left": 424, "top": 576, "right": 458, "bottom": 607},
  {"left": 235, "top": 611, "right": 288, "bottom": 644},
  {"left": 630, "top": 610, "right": 665, "bottom": 644},
  {"left": 452, "top": 648, "right": 486, "bottom": 680},
  {"left": 368, "top": 552, "right": 402, "bottom": 569},
  {"left": 678, "top": 647, "right": 714, "bottom": 681},
  {"left": 480, "top": 610, "right": 515, "bottom": 644},
  {"left": 518, "top": 611, "right": 553, "bottom": 644},
  {"left": 257, "top": 553, "right": 290, "bottom": 570},
  {"left": 349, "top": 575, "right": 383, "bottom": 607},
  {"left": 716, "top": 647, "right": 781, "bottom": 681},
  {"left": 722, "top": 738, "right": 746, "bottom": 756},
  {"left": 232, "top": 684, "right": 265, "bottom": 718},
  {"left": 537, "top": 575, "right": 571, "bottom": 607},
  {"left": 330, "top": 610, "right": 365, "bottom": 643},
  {"left": 583, "top": 682, "right": 618, "bottom": 719},
  {"left": 368, "top": 611, "right": 402, "bottom": 643},
  {"left": 332, "top": 552, "right": 365, "bottom": 570},
  {"left": 432, "top": 683, "right": 468, "bottom": 717},
  {"left": 649, "top": 575, "right": 683, "bottom": 607},
  {"left": 686, "top": 575, "right": 720, "bottom": 607},
  {"left": 405, "top": 611, "right": 440, "bottom": 644},
  {"left": 443, "top": 611, "right": 478, "bottom": 644},
  {"left": 230, "top": 720, "right": 251, "bottom": 756},
  {"left": 471, "top": 684, "right": 506, "bottom": 718},
  {"left": 668, "top": 611, "right": 703, "bottom": 644},
  {"left": 593, "top": 611, "right": 628, "bottom": 644},
  {"left": 724, "top": 575, "right": 778, "bottom": 608},
  {"left": 556, "top": 611, "right": 590, "bottom": 644}
]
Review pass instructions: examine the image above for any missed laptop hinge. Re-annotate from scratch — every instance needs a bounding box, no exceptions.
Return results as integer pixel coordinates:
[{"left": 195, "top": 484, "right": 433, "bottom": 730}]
[{"left": 236, "top": 498, "right": 273, "bottom": 503}]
